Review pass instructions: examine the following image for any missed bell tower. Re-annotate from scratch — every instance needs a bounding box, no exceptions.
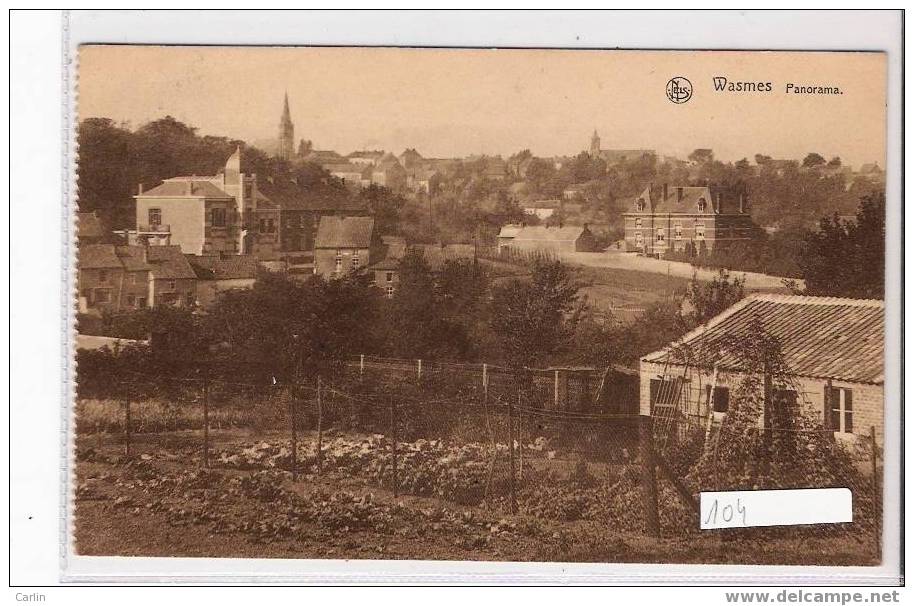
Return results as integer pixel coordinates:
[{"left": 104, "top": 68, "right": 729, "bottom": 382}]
[
  {"left": 590, "top": 129, "right": 601, "bottom": 157},
  {"left": 278, "top": 92, "right": 295, "bottom": 160}
]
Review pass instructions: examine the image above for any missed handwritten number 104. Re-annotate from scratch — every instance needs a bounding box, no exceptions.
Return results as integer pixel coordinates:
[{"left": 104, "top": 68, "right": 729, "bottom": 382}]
[{"left": 704, "top": 498, "right": 747, "bottom": 526}]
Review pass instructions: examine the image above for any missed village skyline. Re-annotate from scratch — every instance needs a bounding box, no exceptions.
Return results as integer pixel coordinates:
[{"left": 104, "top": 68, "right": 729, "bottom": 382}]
[{"left": 78, "top": 47, "right": 887, "bottom": 168}]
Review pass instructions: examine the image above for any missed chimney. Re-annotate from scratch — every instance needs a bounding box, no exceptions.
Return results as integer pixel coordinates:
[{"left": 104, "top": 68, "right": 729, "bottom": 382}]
[
  {"left": 137, "top": 183, "right": 144, "bottom": 195},
  {"left": 662, "top": 183, "right": 669, "bottom": 201},
  {"left": 739, "top": 192, "right": 745, "bottom": 213},
  {"left": 715, "top": 192, "right": 722, "bottom": 214},
  {"left": 677, "top": 187, "right": 683, "bottom": 203}
]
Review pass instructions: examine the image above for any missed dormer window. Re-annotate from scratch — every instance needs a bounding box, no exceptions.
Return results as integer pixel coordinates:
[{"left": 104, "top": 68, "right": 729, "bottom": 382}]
[
  {"left": 697, "top": 198, "right": 707, "bottom": 213},
  {"left": 636, "top": 198, "right": 646, "bottom": 212}
]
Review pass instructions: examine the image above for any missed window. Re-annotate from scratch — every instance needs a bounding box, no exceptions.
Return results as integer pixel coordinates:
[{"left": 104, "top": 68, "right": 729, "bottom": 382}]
[
  {"left": 167, "top": 280, "right": 176, "bottom": 291},
  {"left": 386, "top": 271, "right": 394, "bottom": 283},
  {"left": 695, "top": 222, "right": 705, "bottom": 240},
  {"left": 98, "top": 270, "right": 108, "bottom": 284},
  {"left": 352, "top": 251, "right": 360, "bottom": 269},
  {"left": 148, "top": 208, "right": 162, "bottom": 227},
  {"left": 675, "top": 223, "right": 683, "bottom": 239},
  {"left": 131, "top": 273, "right": 139, "bottom": 285},
  {"left": 259, "top": 218, "right": 275, "bottom": 234},
  {"left": 244, "top": 183, "right": 253, "bottom": 200},
  {"left": 697, "top": 198, "right": 707, "bottom": 213},
  {"left": 126, "top": 295, "right": 135, "bottom": 307},
  {"left": 635, "top": 218, "right": 643, "bottom": 228},
  {"left": 299, "top": 214, "right": 307, "bottom": 228},
  {"left": 705, "top": 385, "right": 730, "bottom": 413},
  {"left": 137, "top": 297, "right": 147, "bottom": 308},
  {"left": 211, "top": 208, "right": 226, "bottom": 227},
  {"left": 635, "top": 231, "right": 643, "bottom": 245},
  {"left": 186, "top": 293, "right": 195, "bottom": 307},
  {"left": 335, "top": 250, "right": 343, "bottom": 273},
  {"left": 636, "top": 198, "right": 646, "bottom": 212},
  {"left": 826, "top": 386, "right": 853, "bottom": 433},
  {"left": 94, "top": 289, "right": 111, "bottom": 304},
  {"left": 385, "top": 285, "right": 395, "bottom": 298},
  {"left": 656, "top": 228, "right": 665, "bottom": 242}
]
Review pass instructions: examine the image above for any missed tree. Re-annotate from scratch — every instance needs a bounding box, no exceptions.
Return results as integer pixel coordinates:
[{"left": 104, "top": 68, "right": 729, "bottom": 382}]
[
  {"left": 688, "top": 148, "right": 714, "bottom": 165},
  {"left": 827, "top": 156, "right": 842, "bottom": 167},
  {"left": 754, "top": 154, "right": 772, "bottom": 166},
  {"left": 381, "top": 250, "right": 473, "bottom": 359},
  {"left": 802, "top": 152, "right": 827, "bottom": 168},
  {"left": 206, "top": 270, "right": 379, "bottom": 384},
  {"left": 684, "top": 269, "right": 746, "bottom": 325},
  {"left": 489, "top": 259, "right": 582, "bottom": 366},
  {"left": 799, "top": 192, "right": 885, "bottom": 299}
]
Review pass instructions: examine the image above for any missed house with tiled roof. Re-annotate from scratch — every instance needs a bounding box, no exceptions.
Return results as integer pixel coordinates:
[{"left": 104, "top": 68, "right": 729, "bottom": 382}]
[
  {"left": 145, "top": 245, "right": 197, "bottom": 307},
  {"left": 77, "top": 211, "right": 106, "bottom": 245},
  {"left": 77, "top": 244, "right": 154, "bottom": 313},
  {"left": 640, "top": 294, "right": 885, "bottom": 445},
  {"left": 78, "top": 244, "right": 126, "bottom": 314},
  {"left": 623, "top": 183, "right": 755, "bottom": 256},
  {"left": 187, "top": 254, "right": 258, "bottom": 307},
  {"left": 505, "top": 224, "right": 598, "bottom": 254},
  {"left": 313, "top": 216, "right": 380, "bottom": 277},
  {"left": 367, "top": 242, "right": 476, "bottom": 298}
]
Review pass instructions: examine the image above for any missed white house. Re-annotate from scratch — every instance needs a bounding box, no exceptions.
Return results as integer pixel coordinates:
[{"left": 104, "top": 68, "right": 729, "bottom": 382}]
[{"left": 640, "top": 294, "right": 885, "bottom": 445}]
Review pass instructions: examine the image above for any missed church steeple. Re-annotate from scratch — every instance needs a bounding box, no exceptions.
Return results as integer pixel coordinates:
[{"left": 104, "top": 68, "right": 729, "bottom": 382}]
[
  {"left": 277, "top": 92, "right": 295, "bottom": 161},
  {"left": 590, "top": 129, "right": 601, "bottom": 156}
]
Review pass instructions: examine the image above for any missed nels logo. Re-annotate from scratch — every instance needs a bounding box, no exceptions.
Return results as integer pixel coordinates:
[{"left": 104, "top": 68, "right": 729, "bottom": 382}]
[{"left": 666, "top": 76, "right": 693, "bottom": 104}]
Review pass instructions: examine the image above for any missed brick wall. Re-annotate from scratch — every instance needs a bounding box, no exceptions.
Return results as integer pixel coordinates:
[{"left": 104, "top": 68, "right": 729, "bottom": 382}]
[{"left": 638, "top": 360, "right": 884, "bottom": 445}]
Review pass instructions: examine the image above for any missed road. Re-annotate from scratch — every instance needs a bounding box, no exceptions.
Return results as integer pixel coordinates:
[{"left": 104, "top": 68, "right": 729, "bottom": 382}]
[{"left": 558, "top": 250, "right": 802, "bottom": 292}]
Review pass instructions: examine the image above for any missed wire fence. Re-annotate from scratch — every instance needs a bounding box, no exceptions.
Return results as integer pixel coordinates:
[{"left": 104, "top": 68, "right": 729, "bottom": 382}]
[{"left": 74, "top": 358, "right": 882, "bottom": 564}]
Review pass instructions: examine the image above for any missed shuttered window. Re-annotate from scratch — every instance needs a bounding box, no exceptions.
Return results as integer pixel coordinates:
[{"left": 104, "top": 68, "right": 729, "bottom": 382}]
[{"left": 826, "top": 385, "right": 854, "bottom": 433}]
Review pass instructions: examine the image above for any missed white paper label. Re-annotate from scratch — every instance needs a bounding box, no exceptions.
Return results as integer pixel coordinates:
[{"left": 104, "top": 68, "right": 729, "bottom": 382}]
[{"left": 700, "top": 488, "right": 853, "bottom": 529}]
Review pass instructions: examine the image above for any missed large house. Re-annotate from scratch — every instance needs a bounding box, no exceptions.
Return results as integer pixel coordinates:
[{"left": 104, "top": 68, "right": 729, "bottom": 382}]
[
  {"left": 623, "top": 184, "right": 755, "bottom": 256},
  {"left": 128, "top": 148, "right": 279, "bottom": 259},
  {"left": 640, "top": 294, "right": 885, "bottom": 445},
  {"left": 313, "top": 216, "right": 381, "bottom": 277}
]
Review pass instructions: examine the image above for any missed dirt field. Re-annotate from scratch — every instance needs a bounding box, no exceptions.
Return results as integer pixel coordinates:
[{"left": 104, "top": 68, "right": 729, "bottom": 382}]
[{"left": 73, "top": 428, "right": 877, "bottom": 566}]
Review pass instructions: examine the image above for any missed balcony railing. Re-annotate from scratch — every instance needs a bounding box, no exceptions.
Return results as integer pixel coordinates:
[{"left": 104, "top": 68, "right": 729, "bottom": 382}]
[{"left": 136, "top": 224, "right": 171, "bottom": 233}]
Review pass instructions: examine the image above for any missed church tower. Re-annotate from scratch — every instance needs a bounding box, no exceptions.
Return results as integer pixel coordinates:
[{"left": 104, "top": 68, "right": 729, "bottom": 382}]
[
  {"left": 278, "top": 93, "right": 295, "bottom": 160},
  {"left": 589, "top": 129, "right": 601, "bottom": 157}
]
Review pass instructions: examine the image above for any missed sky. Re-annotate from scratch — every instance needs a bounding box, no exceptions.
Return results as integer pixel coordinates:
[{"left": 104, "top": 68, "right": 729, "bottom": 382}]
[{"left": 79, "top": 46, "right": 887, "bottom": 168}]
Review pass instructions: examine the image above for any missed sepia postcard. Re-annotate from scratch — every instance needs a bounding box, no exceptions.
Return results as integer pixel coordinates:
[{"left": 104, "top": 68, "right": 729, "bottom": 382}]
[{"left": 69, "top": 40, "right": 894, "bottom": 579}]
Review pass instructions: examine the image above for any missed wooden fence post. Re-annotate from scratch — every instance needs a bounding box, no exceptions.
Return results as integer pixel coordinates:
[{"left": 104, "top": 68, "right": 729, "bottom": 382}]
[
  {"left": 554, "top": 370, "right": 560, "bottom": 409},
  {"left": 390, "top": 396, "right": 398, "bottom": 498},
  {"left": 870, "top": 425, "right": 880, "bottom": 560},
  {"left": 316, "top": 376, "right": 324, "bottom": 476},
  {"left": 359, "top": 354, "right": 365, "bottom": 382},
  {"left": 508, "top": 390, "right": 517, "bottom": 514},
  {"left": 640, "top": 415, "right": 660, "bottom": 537},
  {"left": 290, "top": 384, "right": 298, "bottom": 482},
  {"left": 202, "top": 367, "right": 210, "bottom": 469},
  {"left": 417, "top": 359, "right": 422, "bottom": 381},
  {"left": 123, "top": 399, "right": 132, "bottom": 457}
]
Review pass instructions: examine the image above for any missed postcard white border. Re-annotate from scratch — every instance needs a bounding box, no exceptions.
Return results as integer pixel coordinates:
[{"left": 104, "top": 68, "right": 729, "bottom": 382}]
[{"left": 50, "top": 9, "right": 903, "bottom": 585}]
